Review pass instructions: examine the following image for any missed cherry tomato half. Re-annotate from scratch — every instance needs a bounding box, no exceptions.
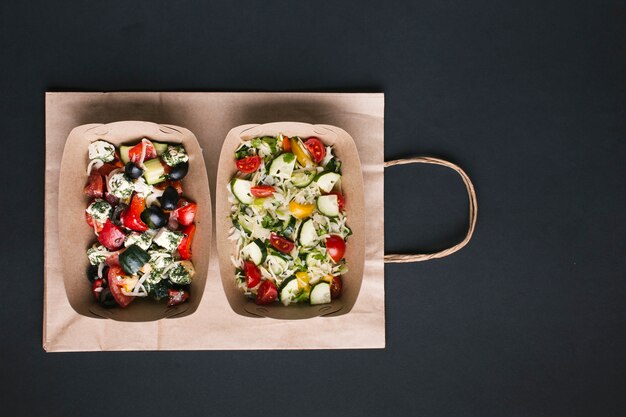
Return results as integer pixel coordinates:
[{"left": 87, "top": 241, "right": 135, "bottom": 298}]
[
  {"left": 269, "top": 232, "right": 295, "bottom": 254},
  {"left": 250, "top": 185, "right": 275, "bottom": 198},
  {"left": 255, "top": 280, "right": 278, "bottom": 305},
  {"left": 244, "top": 261, "right": 262, "bottom": 288},
  {"left": 304, "top": 137, "right": 326, "bottom": 163},
  {"left": 128, "top": 141, "right": 157, "bottom": 165},
  {"left": 236, "top": 155, "right": 261, "bottom": 173},
  {"left": 328, "top": 192, "right": 346, "bottom": 212},
  {"left": 325, "top": 235, "right": 346, "bottom": 263}
]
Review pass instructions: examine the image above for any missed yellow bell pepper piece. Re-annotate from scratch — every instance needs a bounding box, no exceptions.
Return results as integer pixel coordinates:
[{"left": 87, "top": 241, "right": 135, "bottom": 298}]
[
  {"left": 289, "top": 201, "right": 315, "bottom": 219},
  {"left": 296, "top": 271, "right": 311, "bottom": 291},
  {"left": 290, "top": 137, "right": 314, "bottom": 167}
]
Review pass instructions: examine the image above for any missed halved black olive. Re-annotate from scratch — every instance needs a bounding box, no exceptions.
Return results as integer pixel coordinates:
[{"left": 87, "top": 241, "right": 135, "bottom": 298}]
[
  {"left": 111, "top": 203, "right": 129, "bottom": 227},
  {"left": 140, "top": 206, "right": 167, "bottom": 229},
  {"left": 159, "top": 186, "right": 179, "bottom": 211},
  {"left": 87, "top": 265, "right": 109, "bottom": 283},
  {"left": 124, "top": 162, "right": 143, "bottom": 179},
  {"left": 168, "top": 162, "right": 189, "bottom": 180}
]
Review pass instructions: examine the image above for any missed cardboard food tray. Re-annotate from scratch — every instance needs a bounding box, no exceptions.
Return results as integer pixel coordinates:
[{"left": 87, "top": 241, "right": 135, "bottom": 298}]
[
  {"left": 58, "top": 121, "right": 212, "bottom": 322},
  {"left": 216, "top": 122, "right": 365, "bottom": 319},
  {"left": 44, "top": 92, "right": 385, "bottom": 351}
]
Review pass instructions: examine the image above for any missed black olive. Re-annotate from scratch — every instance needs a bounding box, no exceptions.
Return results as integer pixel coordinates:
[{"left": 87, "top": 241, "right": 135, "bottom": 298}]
[
  {"left": 87, "top": 264, "right": 99, "bottom": 282},
  {"left": 124, "top": 162, "right": 143, "bottom": 179},
  {"left": 98, "top": 288, "right": 117, "bottom": 307},
  {"left": 111, "top": 203, "right": 128, "bottom": 227},
  {"left": 87, "top": 265, "right": 109, "bottom": 283},
  {"left": 168, "top": 162, "right": 189, "bottom": 180},
  {"left": 140, "top": 206, "right": 168, "bottom": 229},
  {"left": 159, "top": 186, "right": 179, "bottom": 211}
]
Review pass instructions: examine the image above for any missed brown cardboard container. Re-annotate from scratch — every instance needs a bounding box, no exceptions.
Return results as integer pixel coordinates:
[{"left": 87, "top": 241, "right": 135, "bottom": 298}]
[
  {"left": 216, "top": 122, "right": 365, "bottom": 319},
  {"left": 58, "top": 121, "right": 212, "bottom": 322}
]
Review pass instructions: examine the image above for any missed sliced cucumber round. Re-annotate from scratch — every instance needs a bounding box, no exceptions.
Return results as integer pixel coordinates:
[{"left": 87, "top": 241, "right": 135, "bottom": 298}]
[
  {"left": 152, "top": 141, "right": 168, "bottom": 155},
  {"left": 119, "top": 145, "right": 132, "bottom": 165},
  {"left": 242, "top": 239, "right": 267, "bottom": 265},
  {"left": 310, "top": 282, "right": 331, "bottom": 305},
  {"left": 269, "top": 153, "right": 296, "bottom": 179},
  {"left": 315, "top": 172, "right": 341, "bottom": 193},
  {"left": 266, "top": 255, "right": 289, "bottom": 275},
  {"left": 230, "top": 178, "right": 254, "bottom": 205},
  {"left": 279, "top": 276, "right": 300, "bottom": 306},
  {"left": 317, "top": 194, "right": 340, "bottom": 217},
  {"left": 299, "top": 219, "right": 318, "bottom": 247},
  {"left": 290, "top": 170, "right": 315, "bottom": 187}
]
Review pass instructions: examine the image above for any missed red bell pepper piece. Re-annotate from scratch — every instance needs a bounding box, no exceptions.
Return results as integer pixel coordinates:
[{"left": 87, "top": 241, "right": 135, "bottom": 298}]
[
  {"left": 121, "top": 194, "right": 149, "bottom": 232},
  {"left": 177, "top": 223, "right": 196, "bottom": 260},
  {"left": 98, "top": 219, "right": 126, "bottom": 250}
]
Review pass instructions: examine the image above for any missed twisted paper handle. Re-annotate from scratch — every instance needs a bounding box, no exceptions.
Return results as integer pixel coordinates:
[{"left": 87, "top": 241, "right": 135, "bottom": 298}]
[{"left": 384, "top": 157, "right": 478, "bottom": 263}]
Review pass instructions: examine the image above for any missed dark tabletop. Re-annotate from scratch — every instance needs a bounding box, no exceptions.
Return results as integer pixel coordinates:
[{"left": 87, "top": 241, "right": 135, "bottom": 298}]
[{"left": 2, "top": 1, "right": 625, "bottom": 416}]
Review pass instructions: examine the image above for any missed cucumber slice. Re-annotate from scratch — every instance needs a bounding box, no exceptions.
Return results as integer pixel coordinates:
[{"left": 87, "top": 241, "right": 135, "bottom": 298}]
[
  {"left": 290, "top": 170, "right": 315, "bottom": 187},
  {"left": 119, "top": 145, "right": 132, "bottom": 165},
  {"left": 143, "top": 158, "right": 166, "bottom": 185},
  {"left": 305, "top": 251, "right": 325, "bottom": 267},
  {"left": 230, "top": 178, "right": 254, "bottom": 205},
  {"left": 242, "top": 239, "right": 267, "bottom": 265},
  {"left": 281, "top": 216, "right": 297, "bottom": 239},
  {"left": 279, "top": 276, "right": 300, "bottom": 306},
  {"left": 119, "top": 244, "right": 150, "bottom": 275},
  {"left": 316, "top": 194, "right": 340, "bottom": 217},
  {"left": 269, "top": 153, "right": 296, "bottom": 179},
  {"left": 315, "top": 172, "right": 341, "bottom": 193},
  {"left": 310, "top": 282, "right": 332, "bottom": 305},
  {"left": 299, "top": 219, "right": 318, "bottom": 247},
  {"left": 152, "top": 141, "right": 168, "bottom": 155},
  {"left": 266, "top": 255, "right": 289, "bottom": 275}
]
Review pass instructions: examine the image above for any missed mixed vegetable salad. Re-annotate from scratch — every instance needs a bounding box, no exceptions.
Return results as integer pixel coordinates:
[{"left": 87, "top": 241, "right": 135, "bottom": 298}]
[
  {"left": 83, "top": 138, "right": 198, "bottom": 309},
  {"left": 228, "top": 134, "right": 350, "bottom": 306}
]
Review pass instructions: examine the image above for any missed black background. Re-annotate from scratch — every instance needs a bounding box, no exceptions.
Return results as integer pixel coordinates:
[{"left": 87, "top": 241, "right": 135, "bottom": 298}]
[{"left": 1, "top": 1, "right": 625, "bottom": 416}]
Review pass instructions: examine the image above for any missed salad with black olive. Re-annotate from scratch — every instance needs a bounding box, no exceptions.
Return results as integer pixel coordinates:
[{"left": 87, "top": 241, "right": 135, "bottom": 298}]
[
  {"left": 83, "top": 138, "right": 198, "bottom": 308},
  {"left": 228, "top": 134, "right": 350, "bottom": 306}
]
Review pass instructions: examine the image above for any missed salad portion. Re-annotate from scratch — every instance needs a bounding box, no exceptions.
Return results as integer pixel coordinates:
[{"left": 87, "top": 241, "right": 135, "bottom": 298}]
[
  {"left": 228, "top": 134, "right": 351, "bottom": 306},
  {"left": 83, "top": 138, "right": 198, "bottom": 309}
]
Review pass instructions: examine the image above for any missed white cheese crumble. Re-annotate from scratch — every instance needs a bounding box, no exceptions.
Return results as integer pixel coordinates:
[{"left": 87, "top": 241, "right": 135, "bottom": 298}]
[
  {"left": 152, "top": 228, "right": 184, "bottom": 251},
  {"left": 108, "top": 172, "right": 134, "bottom": 199},
  {"left": 85, "top": 199, "right": 112, "bottom": 224},
  {"left": 88, "top": 140, "right": 115, "bottom": 162},
  {"left": 124, "top": 232, "right": 153, "bottom": 251}
]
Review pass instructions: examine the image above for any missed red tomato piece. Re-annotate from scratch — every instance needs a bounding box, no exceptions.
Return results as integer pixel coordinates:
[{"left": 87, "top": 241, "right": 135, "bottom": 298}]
[
  {"left": 175, "top": 200, "right": 197, "bottom": 226},
  {"left": 107, "top": 266, "right": 134, "bottom": 308},
  {"left": 121, "top": 194, "right": 148, "bottom": 232},
  {"left": 304, "top": 137, "right": 326, "bottom": 163},
  {"left": 244, "top": 261, "right": 262, "bottom": 288},
  {"left": 167, "top": 289, "right": 190, "bottom": 307},
  {"left": 328, "top": 192, "right": 346, "bottom": 212},
  {"left": 269, "top": 233, "right": 295, "bottom": 254},
  {"left": 98, "top": 219, "right": 126, "bottom": 250},
  {"left": 105, "top": 252, "right": 120, "bottom": 268},
  {"left": 250, "top": 185, "right": 275, "bottom": 198},
  {"left": 330, "top": 276, "right": 342, "bottom": 299},
  {"left": 282, "top": 135, "right": 292, "bottom": 152},
  {"left": 85, "top": 212, "right": 104, "bottom": 233},
  {"left": 92, "top": 279, "right": 105, "bottom": 300},
  {"left": 177, "top": 224, "right": 195, "bottom": 260},
  {"left": 97, "top": 163, "right": 119, "bottom": 177},
  {"left": 83, "top": 172, "right": 103, "bottom": 198},
  {"left": 255, "top": 280, "right": 278, "bottom": 305},
  {"left": 235, "top": 155, "right": 261, "bottom": 173},
  {"left": 128, "top": 141, "right": 157, "bottom": 165},
  {"left": 325, "top": 235, "right": 346, "bottom": 263}
]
